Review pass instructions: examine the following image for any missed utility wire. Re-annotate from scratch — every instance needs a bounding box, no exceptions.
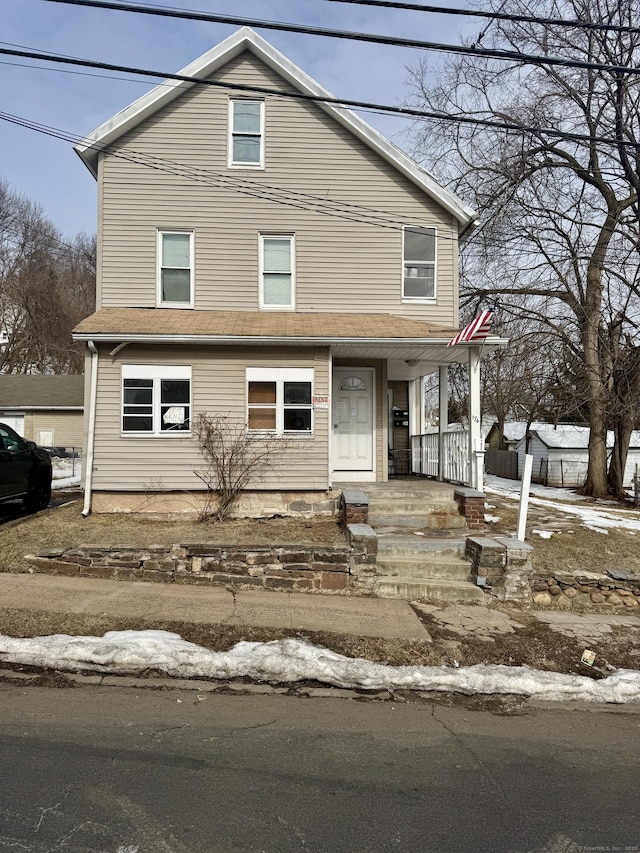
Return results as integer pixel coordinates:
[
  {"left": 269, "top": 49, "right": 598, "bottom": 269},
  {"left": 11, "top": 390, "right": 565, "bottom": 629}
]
[
  {"left": 319, "top": 0, "right": 640, "bottom": 36},
  {"left": 1, "top": 44, "right": 639, "bottom": 150},
  {"left": 43, "top": 0, "right": 640, "bottom": 77},
  {"left": 2, "top": 109, "right": 632, "bottom": 259}
]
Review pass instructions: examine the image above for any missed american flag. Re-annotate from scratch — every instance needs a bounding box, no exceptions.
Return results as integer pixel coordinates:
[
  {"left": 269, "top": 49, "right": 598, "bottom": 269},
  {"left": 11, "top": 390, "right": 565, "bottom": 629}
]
[{"left": 447, "top": 309, "right": 493, "bottom": 347}]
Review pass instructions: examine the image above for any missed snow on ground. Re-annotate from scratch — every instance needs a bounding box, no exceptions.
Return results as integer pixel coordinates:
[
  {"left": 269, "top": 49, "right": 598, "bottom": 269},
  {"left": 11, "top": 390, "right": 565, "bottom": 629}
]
[
  {"left": 1, "top": 630, "right": 639, "bottom": 703},
  {"left": 51, "top": 456, "right": 81, "bottom": 490},
  {"left": 532, "top": 530, "right": 554, "bottom": 539},
  {"left": 485, "top": 475, "right": 640, "bottom": 533}
]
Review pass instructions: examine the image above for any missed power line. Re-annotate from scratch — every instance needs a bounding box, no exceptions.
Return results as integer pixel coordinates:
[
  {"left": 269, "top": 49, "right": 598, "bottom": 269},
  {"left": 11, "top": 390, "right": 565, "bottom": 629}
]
[
  {"left": 319, "top": 0, "right": 640, "bottom": 36},
  {"left": 44, "top": 0, "right": 640, "bottom": 78},
  {"left": 1, "top": 44, "right": 639, "bottom": 150},
  {"left": 1, "top": 109, "right": 629, "bottom": 260}
]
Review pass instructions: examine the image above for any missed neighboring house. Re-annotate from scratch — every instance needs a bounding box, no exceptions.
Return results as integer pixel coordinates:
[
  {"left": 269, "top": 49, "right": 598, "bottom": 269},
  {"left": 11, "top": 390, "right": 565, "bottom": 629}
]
[
  {"left": 485, "top": 421, "right": 548, "bottom": 451},
  {"left": 0, "top": 375, "right": 84, "bottom": 451},
  {"left": 516, "top": 425, "right": 640, "bottom": 488},
  {"left": 72, "top": 27, "right": 505, "bottom": 515}
]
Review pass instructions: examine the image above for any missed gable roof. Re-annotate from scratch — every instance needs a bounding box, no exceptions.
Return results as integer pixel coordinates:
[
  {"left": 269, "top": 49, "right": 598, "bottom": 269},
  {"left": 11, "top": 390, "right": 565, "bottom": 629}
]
[
  {"left": 0, "top": 375, "right": 84, "bottom": 410},
  {"left": 74, "top": 27, "right": 478, "bottom": 237},
  {"left": 520, "top": 425, "right": 640, "bottom": 451}
]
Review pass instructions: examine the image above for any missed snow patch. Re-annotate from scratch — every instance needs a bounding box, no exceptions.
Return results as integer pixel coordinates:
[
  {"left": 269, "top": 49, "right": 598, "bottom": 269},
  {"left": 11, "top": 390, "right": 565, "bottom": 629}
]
[
  {"left": 1, "top": 630, "right": 639, "bottom": 704},
  {"left": 532, "top": 529, "right": 554, "bottom": 539}
]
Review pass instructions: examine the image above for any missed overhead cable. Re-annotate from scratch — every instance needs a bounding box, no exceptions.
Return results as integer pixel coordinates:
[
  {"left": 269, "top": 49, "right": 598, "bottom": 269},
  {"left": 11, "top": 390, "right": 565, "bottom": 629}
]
[
  {"left": 1, "top": 45, "right": 639, "bottom": 150},
  {"left": 43, "top": 0, "right": 640, "bottom": 78},
  {"left": 320, "top": 0, "right": 640, "bottom": 35}
]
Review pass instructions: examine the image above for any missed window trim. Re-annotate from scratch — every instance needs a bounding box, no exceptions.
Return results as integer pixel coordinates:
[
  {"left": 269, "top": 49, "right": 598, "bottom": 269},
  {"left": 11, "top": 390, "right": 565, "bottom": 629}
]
[
  {"left": 246, "top": 367, "right": 313, "bottom": 436},
  {"left": 156, "top": 230, "right": 194, "bottom": 309},
  {"left": 228, "top": 98, "right": 265, "bottom": 169},
  {"left": 402, "top": 225, "right": 437, "bottom": 302},
  {"left": 259, "top": 234, "right": 296, "bottom": 310},
  {"left": 121, "top": 364, "right": 192, "bottom": 437}
]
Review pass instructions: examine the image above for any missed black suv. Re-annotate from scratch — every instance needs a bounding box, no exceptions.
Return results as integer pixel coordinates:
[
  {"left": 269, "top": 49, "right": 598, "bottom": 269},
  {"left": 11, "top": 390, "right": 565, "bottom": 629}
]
[{"left": 0, "top": 423, "right": 52, "bottom": 512}]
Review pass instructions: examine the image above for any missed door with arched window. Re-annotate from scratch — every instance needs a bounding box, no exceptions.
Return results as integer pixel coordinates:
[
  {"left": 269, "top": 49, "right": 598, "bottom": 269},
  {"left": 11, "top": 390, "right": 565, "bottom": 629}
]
[{"left": 331, "top": 367, "right": 374, "bottom": 476}]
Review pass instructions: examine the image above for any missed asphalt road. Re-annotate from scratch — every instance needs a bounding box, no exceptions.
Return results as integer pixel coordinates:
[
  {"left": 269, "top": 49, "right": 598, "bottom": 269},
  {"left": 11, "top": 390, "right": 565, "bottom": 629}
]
[{"left": 1, "top": 684, "right": 639, "bottom": 853}]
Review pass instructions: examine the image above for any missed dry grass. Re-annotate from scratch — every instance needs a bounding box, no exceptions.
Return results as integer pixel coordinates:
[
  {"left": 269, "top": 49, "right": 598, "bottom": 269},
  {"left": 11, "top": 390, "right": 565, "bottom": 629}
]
[
  {"left": 0, "top": 501, "right": 347, "bottom": 573},
  {"left": 486, "top": 496, "right": 640, "bottom": 576}
]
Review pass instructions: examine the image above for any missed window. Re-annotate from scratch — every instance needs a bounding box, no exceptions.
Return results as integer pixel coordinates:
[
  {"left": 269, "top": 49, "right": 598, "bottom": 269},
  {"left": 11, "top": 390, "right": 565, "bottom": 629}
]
[
  {"left": 122, "top": 365, "right": 191, "bottom": 435},
  {"left": 260, "top": 235, "right": 295, "bottom": 309},
  {"left": 247, "top": 368, "right": 312, "bottom": 434},
  {"left": 229, "top": 99, "right": 264, "bottom": 168},
  {"left": 157, "top": 231, "right": 193, "bottom": 307},
  {"left": 403, "top": 226, "right": 436, "bottom": 300}
]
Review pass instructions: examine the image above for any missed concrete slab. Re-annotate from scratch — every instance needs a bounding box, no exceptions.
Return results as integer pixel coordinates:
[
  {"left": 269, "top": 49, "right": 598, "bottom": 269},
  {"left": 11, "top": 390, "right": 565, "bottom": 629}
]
[
  {"left": 414, "top": 603, "right": 525, "bottom": 638},
  {"left": 533, "top": 611, "right": 640, "bottom": 641},
  {"left": 0, "top": 573, "right": 430, "bottom": 641}
]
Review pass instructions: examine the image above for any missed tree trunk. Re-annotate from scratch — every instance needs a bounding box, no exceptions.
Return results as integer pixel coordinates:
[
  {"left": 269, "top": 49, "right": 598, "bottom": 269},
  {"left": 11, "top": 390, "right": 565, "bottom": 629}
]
[{"left": 608, "top": 422, "right": 632, "bottom": 497}]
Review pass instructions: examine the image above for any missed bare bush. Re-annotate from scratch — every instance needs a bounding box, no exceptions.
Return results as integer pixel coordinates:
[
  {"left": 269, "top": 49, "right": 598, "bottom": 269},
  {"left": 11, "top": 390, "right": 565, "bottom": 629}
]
[{"left": 192, "top": 413, "right": 283, "bottom": 522}]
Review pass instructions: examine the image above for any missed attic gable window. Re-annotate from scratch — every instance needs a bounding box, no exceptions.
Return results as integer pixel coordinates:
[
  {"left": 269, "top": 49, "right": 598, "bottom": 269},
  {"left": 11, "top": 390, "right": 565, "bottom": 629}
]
[
  {"left": 157, "top": 230, "right": 194, "bottom": 308},
  {"left": 229, "top": 99, "right": 264, "bottom": 168},
  {"left": 403, "top": 226, "right": 436, "bottom": 301}
]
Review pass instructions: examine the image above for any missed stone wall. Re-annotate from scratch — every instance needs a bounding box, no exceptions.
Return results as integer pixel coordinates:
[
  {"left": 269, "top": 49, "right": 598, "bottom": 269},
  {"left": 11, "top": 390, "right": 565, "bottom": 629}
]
[
  {"left": 532, "top": 570, "right": 640, "bottom": 610},
  {"left": 24, "top": 541, "right": 366, "bottom": 593},
  {"left": 465, "top": 535, "right": 533, "bottom": 603}
]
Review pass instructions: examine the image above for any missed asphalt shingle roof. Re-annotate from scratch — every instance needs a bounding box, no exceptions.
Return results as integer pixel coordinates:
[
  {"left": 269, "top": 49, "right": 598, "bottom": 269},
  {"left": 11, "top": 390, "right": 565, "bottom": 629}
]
[
  {"left": 0, "top": 375, "right": 84, "bottom": 409},
  {"left": 73, "top": 308, "right": 459, "bottom": 340}
]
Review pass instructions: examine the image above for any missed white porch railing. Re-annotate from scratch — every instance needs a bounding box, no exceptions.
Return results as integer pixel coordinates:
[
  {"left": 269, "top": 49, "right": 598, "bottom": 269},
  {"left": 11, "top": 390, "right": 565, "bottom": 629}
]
[{"left": 410, "top": 431, "right": 470, "bottom": 485}]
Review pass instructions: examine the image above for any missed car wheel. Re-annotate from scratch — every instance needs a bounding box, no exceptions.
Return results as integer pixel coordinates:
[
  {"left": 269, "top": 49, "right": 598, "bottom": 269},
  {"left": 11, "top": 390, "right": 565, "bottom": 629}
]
[{"left": 24, "top": 474, "right": 52, "bottom": 513}]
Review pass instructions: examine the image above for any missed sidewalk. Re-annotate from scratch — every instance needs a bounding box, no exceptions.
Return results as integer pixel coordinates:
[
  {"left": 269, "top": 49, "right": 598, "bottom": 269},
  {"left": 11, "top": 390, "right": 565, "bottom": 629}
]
[{"left": 0, "top": 572, "right": 429, "bottom": 640}]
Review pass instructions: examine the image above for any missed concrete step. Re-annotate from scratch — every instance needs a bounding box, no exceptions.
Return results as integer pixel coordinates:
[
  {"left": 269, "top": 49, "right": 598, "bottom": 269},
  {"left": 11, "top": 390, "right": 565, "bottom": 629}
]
[
  {"left": 368, "top": 513, "right": 466, "bottom": 530},
  {"left": 364, "top": 487, "right": 456, "bottom": 500},
  {"left": 375, "top": 556, "right": 472, "bottom": 581},
  {"left": 374, "top": 576, "right": 485, "bottom": 602},
  {"left": 367, "top": 499, "right": 460, "bottom": 514},
  {"left": 377, "top": 536, "right": 465, "bottom": 558}
]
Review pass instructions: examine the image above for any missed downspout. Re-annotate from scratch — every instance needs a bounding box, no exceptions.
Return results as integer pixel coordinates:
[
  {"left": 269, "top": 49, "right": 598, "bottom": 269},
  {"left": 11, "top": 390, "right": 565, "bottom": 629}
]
[{"left": 82, "top": 340, "right": 99, "bottom": 516}]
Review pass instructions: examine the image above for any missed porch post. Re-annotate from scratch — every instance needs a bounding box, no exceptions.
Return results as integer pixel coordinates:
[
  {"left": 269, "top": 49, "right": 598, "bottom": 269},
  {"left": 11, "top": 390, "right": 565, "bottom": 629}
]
[
  {"left": 438, "top": 365, "right": 448, "bottom": 482},
  {"left": 468, "top": 346, "right": 484, "bottom": 491}
]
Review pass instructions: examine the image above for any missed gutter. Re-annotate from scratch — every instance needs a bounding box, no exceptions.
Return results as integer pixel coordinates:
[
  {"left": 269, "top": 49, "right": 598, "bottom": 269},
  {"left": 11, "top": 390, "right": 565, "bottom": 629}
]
[
  {"left": 82, "top": 341, "right": 99, "bottom": 517},
  {"left": 73, "top": 332, "right": 509, "bottom": 348}
]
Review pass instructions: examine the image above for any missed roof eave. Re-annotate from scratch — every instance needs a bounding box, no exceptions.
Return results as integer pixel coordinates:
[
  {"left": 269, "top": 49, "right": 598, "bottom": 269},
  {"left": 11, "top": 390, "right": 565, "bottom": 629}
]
[{"left": 72, "top": 331, "right": 508, "bottom": 348}]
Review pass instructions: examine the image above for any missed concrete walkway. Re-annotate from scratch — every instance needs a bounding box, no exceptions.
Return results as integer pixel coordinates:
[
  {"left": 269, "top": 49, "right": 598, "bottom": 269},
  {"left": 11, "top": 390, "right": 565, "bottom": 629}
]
[{"left": 0, "top": 573, "right": 429, "bottom": 640}]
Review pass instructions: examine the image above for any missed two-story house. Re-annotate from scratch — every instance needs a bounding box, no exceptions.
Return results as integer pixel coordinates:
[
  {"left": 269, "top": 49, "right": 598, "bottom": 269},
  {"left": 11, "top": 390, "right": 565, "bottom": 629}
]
[{"left": 73, "top": 27, "right": 502, "bottom": 516}]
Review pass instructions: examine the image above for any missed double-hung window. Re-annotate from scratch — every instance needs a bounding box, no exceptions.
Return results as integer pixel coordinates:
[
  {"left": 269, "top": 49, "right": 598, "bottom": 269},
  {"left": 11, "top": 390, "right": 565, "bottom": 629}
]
[
  {"left": 260, "top": 235, "right": 295, "bottom": 309},
  {"left": 122, "top": 365, "right": 191, "bottom": 435},
  {"left": 247, "top": 368, "right": 312, "bottom": 435},
  {"left": 403, "top": 226, "right": 436, "bottom": 300},
  {"left": 229, "top": 99, "right": 264, "bottom": 168},
  {"left": 158, "top": 230, "right": 194, "bottom": 307}
]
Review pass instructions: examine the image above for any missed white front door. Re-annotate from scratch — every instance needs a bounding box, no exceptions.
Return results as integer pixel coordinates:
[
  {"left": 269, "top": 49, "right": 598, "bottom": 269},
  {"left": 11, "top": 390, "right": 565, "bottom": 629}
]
[{"left": 332, "top": 368, "right": 374, "bottom": 477}]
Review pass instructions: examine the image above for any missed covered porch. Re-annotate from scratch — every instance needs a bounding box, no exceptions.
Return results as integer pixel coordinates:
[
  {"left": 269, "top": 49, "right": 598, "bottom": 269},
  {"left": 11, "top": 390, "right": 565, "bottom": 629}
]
[{"left": 331, "top": 336, "right": 506, "bottom": 493}]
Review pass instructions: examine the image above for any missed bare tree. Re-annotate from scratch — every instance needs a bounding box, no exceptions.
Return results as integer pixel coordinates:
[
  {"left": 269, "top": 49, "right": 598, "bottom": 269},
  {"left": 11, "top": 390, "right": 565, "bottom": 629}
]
[
  {"left": 407, "top": 0, "right": 640, "bottom": 496},
  {"left": 0, "top": 178, "right": 95, "bottom": 374},
  {"left": 193, "top": 413, "right": 286, "bottom": 521}
]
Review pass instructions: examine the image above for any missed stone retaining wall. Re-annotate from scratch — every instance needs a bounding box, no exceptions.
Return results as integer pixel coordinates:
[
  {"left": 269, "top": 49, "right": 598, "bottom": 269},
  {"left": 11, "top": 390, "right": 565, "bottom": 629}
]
[
  {"left": 532, "top": 571, "right": 640, "bottom": 610},
  {"left": 24, "top": 541, "right": 367, "bottom": 593}
]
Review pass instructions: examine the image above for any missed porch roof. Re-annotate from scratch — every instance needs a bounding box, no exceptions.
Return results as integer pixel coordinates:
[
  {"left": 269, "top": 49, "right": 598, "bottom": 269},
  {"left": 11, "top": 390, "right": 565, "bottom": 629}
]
[{"left": 73, "top": 308, "right": 507, "bottom": 366}]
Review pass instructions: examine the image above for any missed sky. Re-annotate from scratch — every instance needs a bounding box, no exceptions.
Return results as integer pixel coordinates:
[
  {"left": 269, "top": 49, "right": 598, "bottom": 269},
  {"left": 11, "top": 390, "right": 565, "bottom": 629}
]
[{"left": 1, "top": 0, "right": 478, "bottom": 239}]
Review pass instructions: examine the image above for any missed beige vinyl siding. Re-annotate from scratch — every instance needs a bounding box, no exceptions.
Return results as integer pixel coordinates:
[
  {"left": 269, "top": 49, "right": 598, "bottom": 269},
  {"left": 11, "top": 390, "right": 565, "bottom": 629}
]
[
  {"left": 99, "top": 52, "right": 459, "bottom": 324},
  {"left": 91, "top": 343, "right": 330, "bottom": 491},
  {"left": 24, "top": 412, "right": 84, "bottom": 448}
]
